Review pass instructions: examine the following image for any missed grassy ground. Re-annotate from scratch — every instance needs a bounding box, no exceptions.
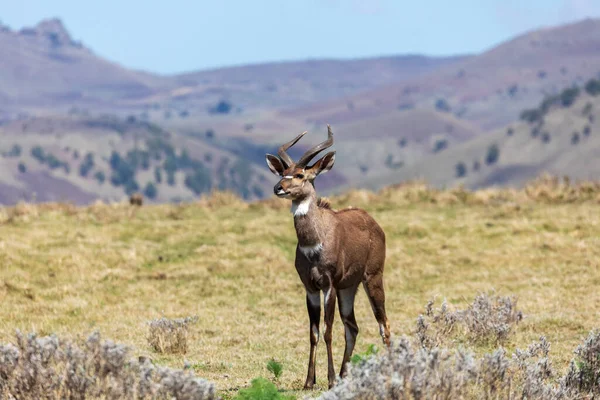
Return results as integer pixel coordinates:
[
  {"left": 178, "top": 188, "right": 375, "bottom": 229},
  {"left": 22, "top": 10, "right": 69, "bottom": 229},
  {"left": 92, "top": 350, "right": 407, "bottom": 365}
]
[{"left": 1, "top": 178, "right": 600, "bottom": 398}]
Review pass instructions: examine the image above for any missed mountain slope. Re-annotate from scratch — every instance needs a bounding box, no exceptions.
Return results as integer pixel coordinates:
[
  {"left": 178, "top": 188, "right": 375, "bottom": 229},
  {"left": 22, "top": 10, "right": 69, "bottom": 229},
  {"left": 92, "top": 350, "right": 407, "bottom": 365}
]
[
  {"left": 0, "top": 19, "right": 170, "bottom": 113},
  {"left": 280, "top": 18, "right": 600, "bottom": 131},
  {"left": 0, "top": 114, "right": 274, "bottom": 204},
  {"left": 349, "top": 82, "right": 600, "bottom": 191}
]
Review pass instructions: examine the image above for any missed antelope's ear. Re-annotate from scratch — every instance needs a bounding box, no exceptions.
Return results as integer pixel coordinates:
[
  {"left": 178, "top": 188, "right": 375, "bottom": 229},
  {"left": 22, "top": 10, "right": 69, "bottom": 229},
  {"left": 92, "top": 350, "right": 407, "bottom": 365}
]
[
  {"left": 307, "top": 151, "right": 335, "bottom": 179},
  {"left": 265, "top": 154, "right": 285, "bottom": 176}
]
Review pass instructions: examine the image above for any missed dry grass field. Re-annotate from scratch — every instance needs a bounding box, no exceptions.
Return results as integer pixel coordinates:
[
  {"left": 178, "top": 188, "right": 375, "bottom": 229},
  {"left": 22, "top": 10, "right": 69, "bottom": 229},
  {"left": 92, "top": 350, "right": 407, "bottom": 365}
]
[{"left": 1, "top": 176, "right": 600, "bottom": 398}]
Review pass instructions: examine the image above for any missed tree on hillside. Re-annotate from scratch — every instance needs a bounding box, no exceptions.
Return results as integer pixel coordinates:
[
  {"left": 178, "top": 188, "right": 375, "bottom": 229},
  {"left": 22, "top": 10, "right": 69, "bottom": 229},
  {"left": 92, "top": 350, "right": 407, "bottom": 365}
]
[
  {"left": 485, "top": 144, "right": 500, "bottom": 165},
  {"left": 455, "top": 162, "right": 467, "bottom": 178},
  {"left": 435, "top": 98, "right": 451, "bottom": 112},
  {"left": 154, "top": 167, "right": 162, "bottom": 183},
  {"left": 143, "top": 182, "right": 158, "bottom": 199},
  {"left": 559, "top": 87, "right": 580, "bottom": 107},
  {"left": 585, "top": 78, "right": 600, "bottom": 96}
]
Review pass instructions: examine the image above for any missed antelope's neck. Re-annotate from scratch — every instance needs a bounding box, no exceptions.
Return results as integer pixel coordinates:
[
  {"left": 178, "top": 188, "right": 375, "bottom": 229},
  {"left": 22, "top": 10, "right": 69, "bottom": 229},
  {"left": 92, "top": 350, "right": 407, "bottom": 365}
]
[{"left": 291, "top": 196, "right": 324, "bottom": 247}]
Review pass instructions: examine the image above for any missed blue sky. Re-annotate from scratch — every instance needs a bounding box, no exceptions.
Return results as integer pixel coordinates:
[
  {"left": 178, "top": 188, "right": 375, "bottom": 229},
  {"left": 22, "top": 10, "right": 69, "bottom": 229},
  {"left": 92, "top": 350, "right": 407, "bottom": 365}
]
[{"left": 3, "top": 0, "right": 600, "bottom": 75}]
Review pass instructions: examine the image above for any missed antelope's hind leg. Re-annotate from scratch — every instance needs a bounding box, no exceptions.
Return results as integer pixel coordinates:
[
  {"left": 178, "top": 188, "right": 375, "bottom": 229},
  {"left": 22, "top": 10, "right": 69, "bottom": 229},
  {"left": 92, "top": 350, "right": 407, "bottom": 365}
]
[
  {"left": 304, "top": 291, "right": 321, "bottom": 390},
  {"left": 363, "top": 273, "right": 391, "bottom": 347},
  {"left": 337, "top": 284, "right": 360, "bottom": 379}
]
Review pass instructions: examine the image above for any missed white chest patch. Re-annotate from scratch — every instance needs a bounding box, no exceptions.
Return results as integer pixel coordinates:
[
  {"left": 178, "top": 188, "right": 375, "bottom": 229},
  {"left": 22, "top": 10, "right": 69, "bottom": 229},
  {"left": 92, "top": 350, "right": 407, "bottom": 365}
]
[
  {"left": 299, "top": 243, "right": 323, "bottom": 258},
  {"left": 291, "top": 199, "right": 311, "bottom": 217}
]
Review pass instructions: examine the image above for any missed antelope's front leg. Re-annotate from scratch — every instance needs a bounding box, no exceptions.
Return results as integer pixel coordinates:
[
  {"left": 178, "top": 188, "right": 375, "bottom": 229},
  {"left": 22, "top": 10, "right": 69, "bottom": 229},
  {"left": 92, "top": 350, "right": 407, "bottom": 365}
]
[
  {"left": 323, "top": 286, "right": 337, "bottom": 389},
  {"left": 304, "top": 291, "right": 321, "bottom": 390}
]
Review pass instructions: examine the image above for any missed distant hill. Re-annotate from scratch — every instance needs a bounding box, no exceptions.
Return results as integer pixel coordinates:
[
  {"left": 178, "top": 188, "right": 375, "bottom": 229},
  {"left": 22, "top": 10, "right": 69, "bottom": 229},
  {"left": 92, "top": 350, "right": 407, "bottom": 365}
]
[
  {"left": 0, "top": 19, "right": 170, "bottom": 114},
  {"left": 2, "top": 17, "right": 600, "bottom": 203},
  {"left": 0, "top": 114, "right": 273, "bottom": 204},
  {"left": 279, "top": 18, "right": 600, "bottom": 132},
  {"left": 0, "top": 18, "right": 468, "bottom": 118},
  {"left": 348, "top": 78, "right": 600, "bottom": 191}
]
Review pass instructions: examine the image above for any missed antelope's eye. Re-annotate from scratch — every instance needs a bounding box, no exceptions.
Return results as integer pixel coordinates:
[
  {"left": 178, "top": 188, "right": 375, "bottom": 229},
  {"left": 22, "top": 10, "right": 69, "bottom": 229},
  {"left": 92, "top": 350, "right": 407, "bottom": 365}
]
[{"left": 295, "top": 173, "right": 304, "bottom": 179}]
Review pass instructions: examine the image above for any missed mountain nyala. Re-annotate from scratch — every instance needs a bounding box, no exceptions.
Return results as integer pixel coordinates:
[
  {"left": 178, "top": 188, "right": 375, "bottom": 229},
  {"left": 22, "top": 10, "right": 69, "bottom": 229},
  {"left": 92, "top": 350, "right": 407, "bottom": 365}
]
[{"left": 265, "top": 125, "right": 391, "bottom": 389}]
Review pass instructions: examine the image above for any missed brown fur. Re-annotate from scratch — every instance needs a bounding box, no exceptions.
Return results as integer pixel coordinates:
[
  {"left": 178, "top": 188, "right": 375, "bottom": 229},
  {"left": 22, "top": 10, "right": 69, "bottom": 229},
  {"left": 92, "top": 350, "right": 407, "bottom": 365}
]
[
  {"left": 265, "top": 128, "right": 391, "bottom": 390},
  {"left": 129, "top": 193, "right": 143, "bottom": 206}
]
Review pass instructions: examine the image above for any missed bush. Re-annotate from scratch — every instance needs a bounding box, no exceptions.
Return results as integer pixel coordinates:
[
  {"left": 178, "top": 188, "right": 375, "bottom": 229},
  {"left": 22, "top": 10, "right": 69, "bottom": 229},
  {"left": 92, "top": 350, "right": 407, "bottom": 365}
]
[
  {"left": 432, "top": 138, "right": 448, "bottom": 153},
  {"left": 79, "top": 152, "right": 94, "bottom": 177},
  {"left": 563, "top": 330, "right": 600, "bottom": 393},
  {"left": 234, "top": 378, "right": 293, "bottom": 400},
  {"left": 485, "top": 144, "right": 500, "bottom": 165},
  {"left": 167, "top": 171, "right": 176, "bottom": 186},
  {"left": 520, "top": 108, "right": 543, "bottom": 123},
  {"left": 541, "top": 132, "right": 551, "bottom": 143},
  {"left": 147, "top": 316, "right": 198, "bottom": 354},
  {"left": 583, "top": 125, "right": 591, "bottom": 137},
  {"left": 506, "top": 127, "right": 514, "bottom": 136},
  {"left": 435, "top": 98, "right": 451, "bottom": 112},
  {"left": 0, "top": 331, "right": 215, "bottom": 399},
  {"left": 317, "top": 330, "right": 594, "bottom": 400},
  {"left": 144, "top": 182, "right": 158, "bottom": 200},
  {"left": 185, "top": 167, "right": 212, "bottom": 195},
  {"left": 94, "top": 171, "right": 106, "bottom": 184},
  {"left": 209, "top": 100, "right": 233, "bottom": 115},
  {"left": 266, "top": 359, "right": 283, "bottom": 380},
  {"left": 124, "top": 180, "right": 140, "bottom": 196},
  {"left": 5, "top": 144, "right": 21, "bottom": 157},
  {"left": 559, "top": 87, "right": 580, "bottom": 107},
  {"left": 398, "top": 138, "right": 407, "bottom": 148},
  {"left": 571, "top": 132, "right": 580, "bottom": 145},
  {"left": 31, "top": 146, "right": 46, "bottom": 163},
  {"left": 585, "top": 78, "right": 600, "bottom": 96},
  {"left": 455, "top": 162, "right": 467, "bottom": 178},
  {"left": 473, "top": 160, "right": 481, "bottom": 171},
  {"left": 154, "top": 166, "right": 162, "bottom": 183},
  {"left": 109, "top": 151, "right": 137, "bottom": 189},
  {"left": 417, "top": 294, "right": 522, "bottom": 347},
  {"left": 17, "top": 162, "right": 26, "bottom": 173}
]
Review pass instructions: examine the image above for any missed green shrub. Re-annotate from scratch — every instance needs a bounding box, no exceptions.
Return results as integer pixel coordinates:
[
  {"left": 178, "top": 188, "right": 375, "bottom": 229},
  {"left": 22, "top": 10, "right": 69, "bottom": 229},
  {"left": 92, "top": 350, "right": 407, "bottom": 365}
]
[
  {"left": 351, "top": 344, "right": 379, "bottom": 365},
  {"left": 266, "top": 359, "right": 283, "bottom": 380},
  {"left": 18, "top": 162, "right": 26, "bottom": 173},
  {"left": 234, "top": 377, "right": 294, "bottom": 400}
]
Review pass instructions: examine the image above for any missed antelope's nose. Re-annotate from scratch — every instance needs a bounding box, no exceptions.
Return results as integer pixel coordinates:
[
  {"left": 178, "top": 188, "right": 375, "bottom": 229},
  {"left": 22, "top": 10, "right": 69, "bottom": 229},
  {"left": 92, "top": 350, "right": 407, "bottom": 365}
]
[{"left": 274, "top": 183, "right": 283, "bottom": 195}]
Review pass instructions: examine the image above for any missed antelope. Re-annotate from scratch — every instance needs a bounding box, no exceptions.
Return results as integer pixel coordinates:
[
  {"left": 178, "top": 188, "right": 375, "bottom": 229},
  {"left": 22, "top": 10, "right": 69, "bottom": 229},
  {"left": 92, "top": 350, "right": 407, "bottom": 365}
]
[{"left": 265, "top": 125, "right": 391, "bottom": 390}]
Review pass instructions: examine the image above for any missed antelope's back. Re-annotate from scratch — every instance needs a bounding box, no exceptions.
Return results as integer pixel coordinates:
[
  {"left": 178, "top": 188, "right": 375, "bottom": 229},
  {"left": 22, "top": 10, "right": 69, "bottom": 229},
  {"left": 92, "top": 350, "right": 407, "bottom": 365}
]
[{"left": 331, "top": 206, "right": 385, "bottom": 244}]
